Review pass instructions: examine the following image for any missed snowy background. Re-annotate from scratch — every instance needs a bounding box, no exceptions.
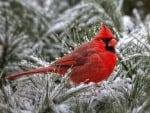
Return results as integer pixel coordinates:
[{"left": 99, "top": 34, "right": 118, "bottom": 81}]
[{"left": 0, "top": 0, "right": 150, "bottom": 113}]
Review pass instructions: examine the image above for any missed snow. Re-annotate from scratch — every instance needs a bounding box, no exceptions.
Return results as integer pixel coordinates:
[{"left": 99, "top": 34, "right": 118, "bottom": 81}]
[
  {"left": 122, "top": 15, "right": 134, "bottom": 32},
  {"left": 20, "top": 110, "right": 32, "bottom": 113},
  {"left": 1, "top": 0, "right": 150, "bottom": 112},
  {"left": 92, "top": 77, "right": 132, "bottom": 101},
  {"left": 57, "top": 104, "right": 72, "bottom": 113}
]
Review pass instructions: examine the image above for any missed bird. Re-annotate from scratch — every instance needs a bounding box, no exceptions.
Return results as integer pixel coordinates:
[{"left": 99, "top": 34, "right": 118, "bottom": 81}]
[{"left": 5, "top": 24, "right": 117, "bottom": 84}]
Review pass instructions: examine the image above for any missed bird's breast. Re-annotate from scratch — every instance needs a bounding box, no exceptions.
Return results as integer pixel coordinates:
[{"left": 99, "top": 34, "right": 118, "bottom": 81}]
[{"left": 70, "top": 51, "right": 117, "bottom": 84}]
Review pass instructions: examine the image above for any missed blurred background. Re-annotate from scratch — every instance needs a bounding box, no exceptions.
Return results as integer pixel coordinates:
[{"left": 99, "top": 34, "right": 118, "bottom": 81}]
[{"left": 0, "top": 0, "right": 150, "bottom": 113}]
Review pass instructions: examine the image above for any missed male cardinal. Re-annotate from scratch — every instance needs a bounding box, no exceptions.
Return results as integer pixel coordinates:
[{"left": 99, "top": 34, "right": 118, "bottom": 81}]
[{"left": 5, "top": 24, "right": 117, "bottom": 84}]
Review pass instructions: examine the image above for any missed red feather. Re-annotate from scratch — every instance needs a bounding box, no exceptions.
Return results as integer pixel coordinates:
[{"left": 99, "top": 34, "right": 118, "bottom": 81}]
[{"left": 5, "top": 24, "right": 117, "bottom": 84}]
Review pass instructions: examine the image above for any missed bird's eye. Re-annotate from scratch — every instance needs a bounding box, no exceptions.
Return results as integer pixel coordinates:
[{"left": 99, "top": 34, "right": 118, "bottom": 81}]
[{"left": 102, "top": 38, "right": 112, "bottom": 43}]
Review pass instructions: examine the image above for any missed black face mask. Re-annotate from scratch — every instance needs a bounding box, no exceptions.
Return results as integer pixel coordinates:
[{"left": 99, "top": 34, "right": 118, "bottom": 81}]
[{"left": 102, "top": 38, "right": 115, "bottom": 53}]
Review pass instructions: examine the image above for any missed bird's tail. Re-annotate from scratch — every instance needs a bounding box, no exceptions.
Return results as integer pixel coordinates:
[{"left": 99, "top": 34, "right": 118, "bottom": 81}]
[{"left": 5, "top": 66, "right": 54, "bottom": 79}]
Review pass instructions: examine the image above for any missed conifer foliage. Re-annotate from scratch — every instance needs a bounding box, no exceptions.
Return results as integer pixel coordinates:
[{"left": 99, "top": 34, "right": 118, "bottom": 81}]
[{"left": 0, "top": 0, "right": 150, "bottom": 113}]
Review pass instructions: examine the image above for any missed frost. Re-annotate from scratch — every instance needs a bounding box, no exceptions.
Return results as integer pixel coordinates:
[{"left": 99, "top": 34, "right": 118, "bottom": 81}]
[
  {"left": 46, "top": 3, "right": 98, "bottom": 34},
  {"left": 20, "top": 110, "right": 32, "bottom": 113},
  {"left": 57, "top": 104, "right": 72, "bottom": 113},
  {"left": 93, "top": 77, "right": 132, "bottom": 101},
  {"left": 1, "top": 0, "right": 150, "bottom": 113},
  {"left": 122, "top": 15, "right": 134, "bottom": 32}
]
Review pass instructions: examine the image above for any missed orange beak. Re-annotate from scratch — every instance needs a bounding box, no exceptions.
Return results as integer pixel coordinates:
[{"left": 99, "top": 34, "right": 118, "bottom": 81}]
[{"left": 108, "top": 38, "right": 117, "bottom": 47}]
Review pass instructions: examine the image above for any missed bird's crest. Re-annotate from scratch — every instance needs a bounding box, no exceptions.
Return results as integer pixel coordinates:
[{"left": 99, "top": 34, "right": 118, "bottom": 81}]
[{"left": 95, "top": 23, "right": 114, "bottom": 39}]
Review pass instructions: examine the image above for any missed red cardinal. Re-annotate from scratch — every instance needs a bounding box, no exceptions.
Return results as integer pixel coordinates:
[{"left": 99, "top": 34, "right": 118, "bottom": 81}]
[{"left": 5, "top": 24, "right": 117, "bottom": 84}]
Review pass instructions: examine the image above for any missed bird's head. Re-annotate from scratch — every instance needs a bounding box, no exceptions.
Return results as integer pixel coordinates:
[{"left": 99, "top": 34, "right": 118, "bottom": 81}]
[{"left": 94, "top": 24, "right": 117, "bottom": 53}]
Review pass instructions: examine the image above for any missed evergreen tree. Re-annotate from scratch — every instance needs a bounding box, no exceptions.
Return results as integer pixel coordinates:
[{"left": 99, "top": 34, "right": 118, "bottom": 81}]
[{"left": 0, "top": 0, "right": 150, "bottom": 113}]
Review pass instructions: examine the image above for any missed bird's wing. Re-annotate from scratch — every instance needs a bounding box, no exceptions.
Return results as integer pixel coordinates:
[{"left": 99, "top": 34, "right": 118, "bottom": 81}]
[
  {"left": 53, "top": 41, "right": 93, "bottom": 67},
  {"left": 53, "top": 54, "right": 77, "bottom": 66}
]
